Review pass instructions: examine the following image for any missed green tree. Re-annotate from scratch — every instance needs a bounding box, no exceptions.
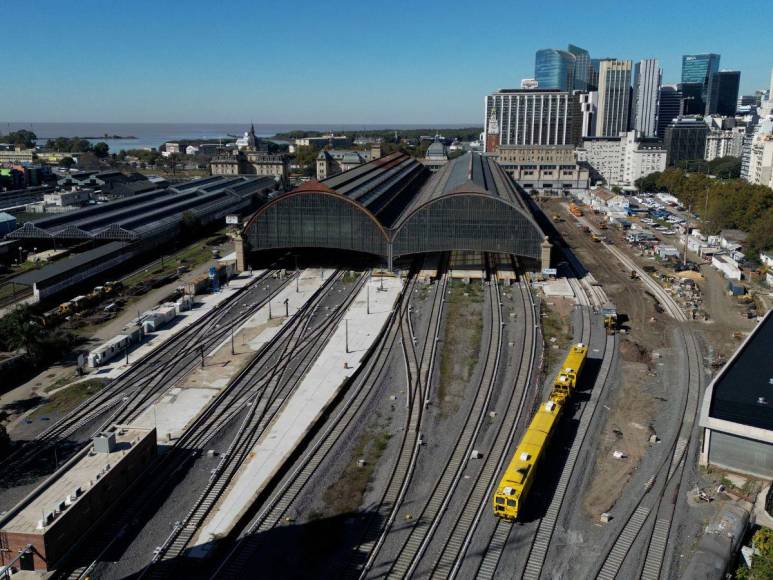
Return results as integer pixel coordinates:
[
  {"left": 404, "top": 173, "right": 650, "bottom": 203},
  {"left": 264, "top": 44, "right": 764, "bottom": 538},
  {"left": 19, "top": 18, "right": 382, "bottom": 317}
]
[
  {"left": 294, "top": 146, "right": 318, "bottom": 175},
  {"left": 0, "top": 130, "right": 37, "bottom": 148},
  {"left": 59, "top": 156, "right": 76, "bottom": 169},
  {"left": 93, "top": 142, "right": 110, "bottom": 158}
]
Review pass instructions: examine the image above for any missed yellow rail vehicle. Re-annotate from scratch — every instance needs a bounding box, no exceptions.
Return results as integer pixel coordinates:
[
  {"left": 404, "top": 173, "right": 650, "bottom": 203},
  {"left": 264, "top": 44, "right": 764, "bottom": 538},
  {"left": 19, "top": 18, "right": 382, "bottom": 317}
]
[{"left": 493, "top": 343, "right": 588, "bottom": 520}]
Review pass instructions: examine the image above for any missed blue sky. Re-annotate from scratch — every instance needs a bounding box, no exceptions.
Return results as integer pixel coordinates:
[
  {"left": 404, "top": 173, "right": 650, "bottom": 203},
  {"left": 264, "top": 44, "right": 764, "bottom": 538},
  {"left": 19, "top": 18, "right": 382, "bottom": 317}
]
[{"left": 4, "top": 0, "right": 771, "bottom": 124}]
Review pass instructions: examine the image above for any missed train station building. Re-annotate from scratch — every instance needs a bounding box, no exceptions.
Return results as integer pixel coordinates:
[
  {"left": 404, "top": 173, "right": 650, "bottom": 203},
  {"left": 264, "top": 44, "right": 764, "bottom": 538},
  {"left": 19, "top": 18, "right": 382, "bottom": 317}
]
[
  {"left": 699, "top": 310, "right": 773, "bottom": 478},
  {"left": 241, "top": 151, "right": 550, "bottom": 270}
]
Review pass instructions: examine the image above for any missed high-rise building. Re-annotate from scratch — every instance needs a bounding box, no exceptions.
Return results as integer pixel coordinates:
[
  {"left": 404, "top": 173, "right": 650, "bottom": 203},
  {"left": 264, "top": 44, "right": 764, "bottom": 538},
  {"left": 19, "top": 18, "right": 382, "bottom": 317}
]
[
  {"left": 664, "top": 118, "right": 709, "bottom": 166},
  {"left": 596, "top": 60, "right": 632, "bottom": 137},
  {"left": 579, "top": 91, "right": 598, "bottom": 137},
  {"left": 657, "top": 85, "right": 682, "bottom": 139},
  {"left": 681, "top": 53, "right": 721, "bottom": 114},
  {"left": 568, "top": 44, "right": 591, "bottom": 91},
  {"left": 678, "top": 82, "right": 705, "bottom": 115},
  {"left": 534, "top": 49, "right": 576, "bottom": 91},
  {"left": 484, "top": 89, "right": 582, "bottom": 151},
  {"left": 717, "top": 70, "right": 741, "bottom": 116},
  {"left": 632, "top": 59, "right": 661, "bottom": 138},
  {"left": 705, "top": 126, "right": 746, "bottom": 160}
]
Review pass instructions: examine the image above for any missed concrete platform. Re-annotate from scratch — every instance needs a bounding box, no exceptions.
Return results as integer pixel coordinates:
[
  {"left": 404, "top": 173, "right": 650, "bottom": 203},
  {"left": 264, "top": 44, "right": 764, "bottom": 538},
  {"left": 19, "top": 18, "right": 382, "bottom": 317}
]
[
  {"left": 540, "top": 277, "right": 575, "bottom": 298},
  {"left": 92, "top": 270, "right": 266, "bottom": 380},
  {"left": 132, "top": 270, "right": 326, "bottom": 443},
  {"left": 189, "top": 275, "right": 404, "bottom": 555}
]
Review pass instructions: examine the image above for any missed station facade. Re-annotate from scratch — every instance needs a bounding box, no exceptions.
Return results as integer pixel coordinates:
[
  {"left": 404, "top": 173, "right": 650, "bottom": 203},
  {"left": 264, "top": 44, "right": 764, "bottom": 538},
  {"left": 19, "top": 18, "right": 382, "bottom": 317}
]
[{"left": 243, "top": 151, "right": 549, "bottom": 270}]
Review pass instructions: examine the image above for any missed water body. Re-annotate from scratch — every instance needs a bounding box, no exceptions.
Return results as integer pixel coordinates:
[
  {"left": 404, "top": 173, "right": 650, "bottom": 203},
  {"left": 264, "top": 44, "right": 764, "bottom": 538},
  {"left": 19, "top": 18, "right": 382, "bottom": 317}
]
[{"left": 0, "top": 122, "right": 474, "bottom": 152}]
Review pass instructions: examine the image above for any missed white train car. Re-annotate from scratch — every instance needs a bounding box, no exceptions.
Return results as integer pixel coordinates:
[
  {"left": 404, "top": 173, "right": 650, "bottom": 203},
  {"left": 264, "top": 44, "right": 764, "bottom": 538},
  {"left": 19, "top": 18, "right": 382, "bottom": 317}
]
[{"left": 87, "top": 324, "right": 142, "bottom": 367}]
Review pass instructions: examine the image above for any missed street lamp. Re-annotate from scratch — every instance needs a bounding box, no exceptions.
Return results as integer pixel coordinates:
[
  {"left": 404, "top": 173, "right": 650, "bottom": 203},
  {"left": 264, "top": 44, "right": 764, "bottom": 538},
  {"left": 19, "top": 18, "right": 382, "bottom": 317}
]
[{"left": 18, "top": 246, "right": 23, "bottom": 264}]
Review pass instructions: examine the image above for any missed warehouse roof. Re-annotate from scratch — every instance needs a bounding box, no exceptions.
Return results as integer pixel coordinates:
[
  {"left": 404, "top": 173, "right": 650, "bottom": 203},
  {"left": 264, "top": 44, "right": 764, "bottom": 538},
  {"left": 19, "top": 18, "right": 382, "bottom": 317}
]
[
  {"left": 707, "top": 310, "right": 773, "bottom": 430},
  {"left": 0, "top": 427, "right": 154, "bottom": 535},
  {"left": 12, "top": 242, "right": 129, "bottom": 287}
]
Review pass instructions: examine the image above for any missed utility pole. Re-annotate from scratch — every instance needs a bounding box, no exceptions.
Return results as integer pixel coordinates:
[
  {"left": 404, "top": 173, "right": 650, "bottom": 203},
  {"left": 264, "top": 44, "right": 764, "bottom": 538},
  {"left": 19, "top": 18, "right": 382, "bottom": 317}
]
[
  {"left": 230, "top": 326, "right": 235, "bottom": 356},
  {"left": 683, "top": 201, "right": 691, "bottom": 267},
  {"left": 284, "top": 298, "right": 289, "bottom": 317},
  {"left": 367, "top": 281, "right": 370, "bottom": 315},
  {"left": 200, "top": 344, "right": 205, "bottom": 368},
  {"left": 345, "top": 319, "right": 349, "bottom": 353}
]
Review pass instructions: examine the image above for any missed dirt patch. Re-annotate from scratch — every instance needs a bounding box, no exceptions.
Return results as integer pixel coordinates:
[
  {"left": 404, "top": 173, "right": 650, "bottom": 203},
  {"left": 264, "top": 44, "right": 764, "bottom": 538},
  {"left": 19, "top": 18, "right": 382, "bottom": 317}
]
[
  {"left": 582, "top": 360, "right": 657, "bottom": 517},
  {"left": 437, "top": 282, "right": 483, "bottom": 417},
  {"left": 541, "top": 300, "right": 574, "bottom": 373},
  {"left": 619, "top": 339, "right": 651, "bottom": 366}
]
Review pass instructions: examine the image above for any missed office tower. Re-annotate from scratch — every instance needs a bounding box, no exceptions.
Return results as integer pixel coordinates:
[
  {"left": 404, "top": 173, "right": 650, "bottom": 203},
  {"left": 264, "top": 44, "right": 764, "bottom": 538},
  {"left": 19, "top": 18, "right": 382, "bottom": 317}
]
[
  {"left": 678, "top": 82, "right": 705, "bottom": 115},
  {"left": 579, "top": 91, "right": 598, "bottom": 137},
  {"left": 534, "top": 49, "right": 576, "bottom": 91},
  {"left": 484, "top": 89, "right": 582, "bottom": 150},
  {"left": 657, "top": 85, "right": 682, "bottom": 139},
  {"left": 681, "top": 53, "right": 721, "bottom": 114},
  {"left": 568, "top": 44, "right": 591, "bottom": 91},
  {"left": 633, "top": 59, "right": 661, "bottom": 137},
  {"left": 716, "top": 70, "right": 741, "bottom": 116},
  {"left": 664, "top": 118, "right": 709, "bottom": 166},
  {"left": 596, "top": 60, "right": 632, "bottom": 137}
]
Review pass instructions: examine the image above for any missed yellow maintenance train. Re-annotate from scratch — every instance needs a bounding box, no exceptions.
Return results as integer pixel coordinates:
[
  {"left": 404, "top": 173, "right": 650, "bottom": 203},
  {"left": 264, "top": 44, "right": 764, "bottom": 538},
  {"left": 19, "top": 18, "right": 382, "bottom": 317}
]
[{"left": 493, "top": 343, "right": 588, "bottom": 520}]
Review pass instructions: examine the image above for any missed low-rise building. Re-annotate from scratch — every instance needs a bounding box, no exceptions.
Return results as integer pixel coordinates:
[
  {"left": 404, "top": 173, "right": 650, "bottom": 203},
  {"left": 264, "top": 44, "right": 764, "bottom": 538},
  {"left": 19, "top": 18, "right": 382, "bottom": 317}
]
[
  {"left": 0, "top": 211, "right": 17, "bottom": 235},
  {"left": 582, "top": 186, "right": 630, "bottom": 212},
  {"left": 719, "top": 229, "right": 748, "bottom": 252},
  {"left": 712, "top": 253, "right": 743, "bottom": 280},
  {"left": 316, "top": 144, "right": 382, "bottom": 180},
  {"left": 0, "top": 427, "right": 156, "bottom": 572},
  {"left": 293, "top": 135, "right": 351, "bottom": 152},
  {"left": 164, "top": 142, "right": 182, "bottom": 154},
  {"left": 492, "top": 145, "right": 589, "bottom": 195},
  {"left": 43, "top": 189, "right": 92, "bottom": 207},
  {"left": 0, "top": 146, "right": 36, "bottom": 164}
]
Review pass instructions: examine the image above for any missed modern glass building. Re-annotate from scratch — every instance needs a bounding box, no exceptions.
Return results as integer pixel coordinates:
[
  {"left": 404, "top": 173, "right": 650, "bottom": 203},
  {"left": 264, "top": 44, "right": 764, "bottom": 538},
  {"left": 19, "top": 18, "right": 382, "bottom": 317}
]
[
  {"left": 717, "top": 70, "right": 741, "bottom": 116},
  {"left": 681, "top": 53, "right": 721, "bottom": 115},
  {"left": 678, "top": 82, "right": 705, "bottom": 115},
  {"left": 535, "top": 49, "right": 576, "bottom": 91},
  {"left": 664, "top": 118, "right": 709, "bottom": 166},
  {"left": 657, "top": 85, "right": 682, "bottom": 139},
  {"left": 568, "top": 44, "right": 591, "bottom": 91}
]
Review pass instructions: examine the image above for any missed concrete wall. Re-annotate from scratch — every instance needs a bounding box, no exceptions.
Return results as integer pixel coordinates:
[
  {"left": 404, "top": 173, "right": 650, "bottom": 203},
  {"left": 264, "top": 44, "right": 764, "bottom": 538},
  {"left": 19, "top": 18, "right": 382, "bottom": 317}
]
[{"left": 706, "top": 428, "right": 773, "bottom": 479}]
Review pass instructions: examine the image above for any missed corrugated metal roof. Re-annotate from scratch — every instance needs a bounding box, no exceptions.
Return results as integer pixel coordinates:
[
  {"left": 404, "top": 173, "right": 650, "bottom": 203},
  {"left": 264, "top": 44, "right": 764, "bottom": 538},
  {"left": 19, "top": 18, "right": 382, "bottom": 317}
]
[{"left": 12, "top": 242, "right": 129, "bottom": 286}]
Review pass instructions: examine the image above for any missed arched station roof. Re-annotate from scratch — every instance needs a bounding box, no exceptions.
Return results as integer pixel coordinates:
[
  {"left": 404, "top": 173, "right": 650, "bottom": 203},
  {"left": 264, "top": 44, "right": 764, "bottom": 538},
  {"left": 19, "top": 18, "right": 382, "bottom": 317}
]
[
  {"left": 391, "top": 153, "right": 545, "bottom": 260},
  {"left": 243, "top": 152, "right": 427, "bottom": 259}
]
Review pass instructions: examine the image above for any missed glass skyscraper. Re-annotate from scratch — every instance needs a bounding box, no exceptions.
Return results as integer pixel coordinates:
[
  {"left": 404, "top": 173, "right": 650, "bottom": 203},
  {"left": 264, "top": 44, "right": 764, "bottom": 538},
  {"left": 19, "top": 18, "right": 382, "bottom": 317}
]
[
  {"left": 681, "top": 53, "right": 720, "bottom": 115},
  {"left": 568, "top": 44, "right": 591, "bottom": 91},
  {"left": 535, "top": 49, "right": 576, "bottom": 91},
  {"left": 717, "top": 70, "right": 741, "bottom": 116}
]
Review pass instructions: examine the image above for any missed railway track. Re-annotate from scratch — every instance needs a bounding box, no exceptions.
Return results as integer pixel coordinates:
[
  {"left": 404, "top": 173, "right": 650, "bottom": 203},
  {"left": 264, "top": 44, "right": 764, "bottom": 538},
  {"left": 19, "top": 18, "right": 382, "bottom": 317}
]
[
  {"left": 430, "top": 272, "right": 538, "bottom": 580},
  {"left": 379, "top": 263, "right": 505, "bottom": 578},
  {"left": 593, "top": 327, "right": 702, "bottom": 580},
  {"left": 139, "top": 272, "right": 368, "bottom": 578},
  {"left": 56, "top": 270, "right": 359, "bottom": 580},
  {"left": 209, "top": 272, "right": 416, "bottom": 579},
  {"left": 353, "top": 259, "right": 449, "bottom": 576},
  {"left": 476, "top": 244, "right": 611, "bottom": 580},
  {"left": 0, "top": 270, "right": 287, "bottom": 481}
]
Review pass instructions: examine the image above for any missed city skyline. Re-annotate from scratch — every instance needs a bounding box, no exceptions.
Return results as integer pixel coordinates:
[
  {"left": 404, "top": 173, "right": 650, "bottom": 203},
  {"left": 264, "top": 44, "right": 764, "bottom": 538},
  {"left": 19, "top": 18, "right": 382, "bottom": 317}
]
[{"left": 2, "top": 0, "right": 772, "bottom": 124}]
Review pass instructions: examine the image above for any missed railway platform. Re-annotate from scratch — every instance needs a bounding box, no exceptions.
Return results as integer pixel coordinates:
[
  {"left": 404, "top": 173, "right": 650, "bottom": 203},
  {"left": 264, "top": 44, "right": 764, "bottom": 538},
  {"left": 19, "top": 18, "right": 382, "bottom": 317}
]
[
  {"left": 92, "top": 270, "right": 266, "bottom": 381},
  {"left": 188, "top": 274, "right": 404, "bottom": 556},
  {"left": 131, "top": 270, "right": 326, "bottom": 443}
]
